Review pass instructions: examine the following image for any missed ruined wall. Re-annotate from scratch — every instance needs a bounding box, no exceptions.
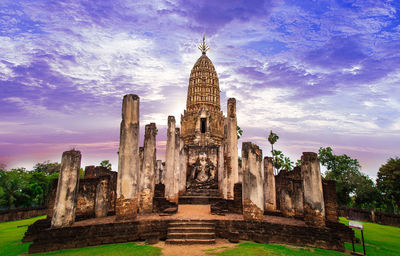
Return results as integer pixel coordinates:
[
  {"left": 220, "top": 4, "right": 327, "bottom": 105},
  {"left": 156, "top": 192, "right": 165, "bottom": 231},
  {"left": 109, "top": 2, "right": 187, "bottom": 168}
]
[
  {"left": 27, "top": 218, "right": 353, "bottom": 254},
  {"left": 116, "top": 94, "right": 140, "bottom": 220},
  {"left": 323, "top": 180, "right": 338, "bottom": 222},
  {"left": 275, "top": 168, "right": 303, "bottom": 217},
  {"left": 338, "top": 207, "right": 400, "bottom": 227},
  {"left": 84, "top": 166, "right": 117, "bottom": 215},
  {"left": 51, "top": 150, "right": 81, "bottom": 228},
  {"left": 263, "top": 157, "right": 276, "bottom": 211},
  {"left": 0, "top": 207, "right": 47, "bottom": 223},
  {"left": 301, "top": 152, "right": 325, "bottom": 227},
  {"left": 242, "top": 142, "right": 264, "bottom": 220}
]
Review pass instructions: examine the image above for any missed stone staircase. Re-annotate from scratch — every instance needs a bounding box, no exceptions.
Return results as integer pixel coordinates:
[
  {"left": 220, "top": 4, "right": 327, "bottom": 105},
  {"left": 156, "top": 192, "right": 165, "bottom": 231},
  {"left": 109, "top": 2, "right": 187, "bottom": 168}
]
[
  {"left": 166, "top": 220, "right": 216, "bottom": 244},
  {"left": 179, "top": 188, "right": 221, "bottom": 204}
]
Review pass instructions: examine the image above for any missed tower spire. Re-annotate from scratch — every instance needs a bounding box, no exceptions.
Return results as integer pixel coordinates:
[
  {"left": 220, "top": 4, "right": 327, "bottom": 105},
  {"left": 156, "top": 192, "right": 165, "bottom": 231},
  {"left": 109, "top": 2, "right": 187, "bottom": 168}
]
[{"left": 198, "top": 33, "right": 210, "bottom": 54}]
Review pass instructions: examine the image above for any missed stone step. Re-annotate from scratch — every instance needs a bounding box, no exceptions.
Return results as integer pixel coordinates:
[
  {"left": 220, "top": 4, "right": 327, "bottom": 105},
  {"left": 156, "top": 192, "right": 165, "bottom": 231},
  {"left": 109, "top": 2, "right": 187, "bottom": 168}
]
[
  {"left": 168, "top": 227, "right": 215, "bottom": 233},
  {"left": 178, "top": 196, "right": 221, "bottom": 205},
  {"left": 169, "top": 220, "right": 216, "bottom": 223},
  {"left": 184, "top": 189, "right": 219, "bottom": 192},
  {"left": 183, "top": 192, "right": 220, "bottom": 197},
  {"left": 167, "top": 232, "right": 215, "bottom": 239},
  {"left": 169, "top": 221, "right": 215, "bottom": 227},
  {"left": 165, "top": 238, "right": 216, "bottom": 245}
]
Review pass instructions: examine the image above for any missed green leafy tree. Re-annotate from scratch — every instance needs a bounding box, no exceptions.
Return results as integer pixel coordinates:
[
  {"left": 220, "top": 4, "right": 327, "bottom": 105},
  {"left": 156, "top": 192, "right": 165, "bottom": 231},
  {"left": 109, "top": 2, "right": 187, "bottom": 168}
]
[
  {"left": 100, "top": 160, "right": 112, "bottom": 170},
  {"left": 0, "top": 168, "right": 30, "bottom": 209},
  {"left": 0, "top": 164, "right": 59, "bottom": 209},
  {"left": 236, "top": 125, "right": 243, "bottom": 139},
  {"left": 318, "top": 147, "right": 363, "bottom": 206},
  {"left": 353, "top": 173, "right": 381, "bottom": 210},
  {"left": 377, "top": 157, "right": 400, "bottom": 213},
  {"left": 33, "top": 161, "right": 61, "bottom": 175},
  {"left": 268, "top": 130, "right": 279, "bottom": 154},
  {"left": 268, "top": 130, "right": 279, "bottom": 174},
  {"left": 272, "top": 150, "right": 294, "bottom": 172}
]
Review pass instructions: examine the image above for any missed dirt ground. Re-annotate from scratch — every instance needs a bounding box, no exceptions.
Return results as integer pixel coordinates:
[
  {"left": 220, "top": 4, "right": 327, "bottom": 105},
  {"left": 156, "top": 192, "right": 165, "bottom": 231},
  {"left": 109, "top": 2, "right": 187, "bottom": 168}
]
[
  {"left": 74, "top": 204, "right": 306, "bottom": 227},
  {"left": 136, "top": 239, "right": 237, "bottom": 256}
]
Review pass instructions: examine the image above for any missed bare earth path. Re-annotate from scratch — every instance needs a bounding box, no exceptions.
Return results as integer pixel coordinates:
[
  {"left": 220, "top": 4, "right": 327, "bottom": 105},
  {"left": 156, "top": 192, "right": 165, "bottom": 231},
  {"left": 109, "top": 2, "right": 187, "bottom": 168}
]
[{"left": 137, "top": 239, "right": 235, "bottom": 256}]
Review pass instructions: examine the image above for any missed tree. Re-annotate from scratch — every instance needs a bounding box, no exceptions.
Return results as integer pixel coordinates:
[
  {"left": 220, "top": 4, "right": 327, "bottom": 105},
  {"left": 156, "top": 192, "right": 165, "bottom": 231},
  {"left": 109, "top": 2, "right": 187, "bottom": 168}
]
[
  {"left": 0, "top": 168, "right": 30, "bottom": 209},
  {"left": 271, "top": 150, "right": 294, "bottom": 172},
  {"left": 0, "top": 165, "right": 59, "bottom": 209},
  {"left": 33, "top": 161, "right": 61, "bottom": 175},
  {"left": 376, "top": 157, "right": 400, "bottom": 213},
  {"left": 318, "top": 147, "right": 363, "bottom": 206},
  {"left": 268, "top": 130, "right": 279, "bottom": 174},
  {"left": 236, "top": 125, "right": 243, "bottom": 139},
  {"left": 100, "top": 160, "right": 112, "bottom": 170},
  {"left": 352, "top": 173, "right": 381, "bottom": 210}
]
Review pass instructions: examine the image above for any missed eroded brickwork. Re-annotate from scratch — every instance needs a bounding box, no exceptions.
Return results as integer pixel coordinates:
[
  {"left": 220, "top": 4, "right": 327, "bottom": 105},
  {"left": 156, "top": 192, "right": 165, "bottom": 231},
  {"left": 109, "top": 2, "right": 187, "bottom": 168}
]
[
  {"left": 323, "top": 180, "right": 338, "bottom": 222},
  {"left": 51, "top": 150, "right": 81, "bottom": 228},
  {"left": 242, "top": 142, "right": 264, "bottom": 220}
]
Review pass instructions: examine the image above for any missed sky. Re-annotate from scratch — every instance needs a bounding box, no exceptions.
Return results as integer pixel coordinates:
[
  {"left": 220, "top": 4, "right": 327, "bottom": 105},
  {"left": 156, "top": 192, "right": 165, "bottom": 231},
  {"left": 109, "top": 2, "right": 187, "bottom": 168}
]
[{"left": 0, "top": 0, "right": 399, "bottom": 179}]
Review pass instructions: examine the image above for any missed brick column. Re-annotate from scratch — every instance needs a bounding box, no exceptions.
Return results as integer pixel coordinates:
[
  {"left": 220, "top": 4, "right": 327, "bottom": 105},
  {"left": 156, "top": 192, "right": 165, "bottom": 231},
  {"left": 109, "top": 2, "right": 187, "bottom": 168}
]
[
  {"left": 51, "top": 150, "right": 81, "bottom": 228},
  {"left": 116, "top": 94, "right": 140, "bottom": 220},
  {"left": 301, "top": 152, "right": 325, "bottom": 227},
  {"left": 242, "top": 142, "right": 264, "bottom": 220},
  {"left": 139, "top": 123, "right": 157, "bottom": 213},
  {"left": 263, "top": 157, "right": 276, "bottom": 211}
]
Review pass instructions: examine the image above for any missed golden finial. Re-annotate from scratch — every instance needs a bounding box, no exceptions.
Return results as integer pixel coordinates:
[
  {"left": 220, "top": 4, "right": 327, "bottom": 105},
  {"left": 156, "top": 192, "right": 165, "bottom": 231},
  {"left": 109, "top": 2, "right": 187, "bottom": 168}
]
[{"left": 198, "top": 33, "right": 210, "bottom": 54}]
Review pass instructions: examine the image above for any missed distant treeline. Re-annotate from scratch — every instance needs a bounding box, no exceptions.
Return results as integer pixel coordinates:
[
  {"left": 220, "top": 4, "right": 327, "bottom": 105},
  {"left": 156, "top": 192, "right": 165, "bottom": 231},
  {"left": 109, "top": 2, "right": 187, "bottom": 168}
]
[{"left": 0, "top": 161, "right": 61, "bottom": 209}]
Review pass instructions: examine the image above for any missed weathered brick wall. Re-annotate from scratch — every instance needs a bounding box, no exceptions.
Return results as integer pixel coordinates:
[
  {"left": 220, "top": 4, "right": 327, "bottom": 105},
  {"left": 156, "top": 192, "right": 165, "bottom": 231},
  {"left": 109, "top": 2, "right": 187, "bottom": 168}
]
[
  {"left": 323, "top": 180, "right": 338, "bottom": 222},
  {"left": 84, "top": 166, "right": 117, "bottom": 214},
  {"left": 26, "top": 218, "right": 353, "bottom": 253},
  {"left": 339, "top": 207, "right": 400, "bottom": 227},
  {"left": 0, "top": 207, "right": 47, "bottom": 223},
  {"left": 28, "top": 220, "right": 169, "bottom": 254},
  {"left": 275, "top": 170, "right": 303, "bottom": 217},
  {"left": 215, "top": 220, "right": 347, "bottom": 252},
  {"left": 75, "top": 178, "right": 103, "bottom": 219},
  {"left": 48, "top": 166, "right": 118, "bottom": 220}
]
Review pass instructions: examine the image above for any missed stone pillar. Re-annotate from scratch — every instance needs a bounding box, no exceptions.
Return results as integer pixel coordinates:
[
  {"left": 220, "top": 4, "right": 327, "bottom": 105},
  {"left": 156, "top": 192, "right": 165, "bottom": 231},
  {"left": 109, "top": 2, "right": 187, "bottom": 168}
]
[
  {"left": 301, "top": 152, "right": 325, "bottom": 227},
  {"left": 218, "top": 145, "right": 226, "bottom": 199},
  {"left": 179, "top": 136, "right": 187, "bottom": 194},
  {"left": 165, "top": 116, "right": 176, "bottom": 203},
  {"left": 242, "top": 142, "right": 264, "bottom": 220},
  {"left": 263, "top": 157, "right": 276, "bottom": 211},
  {"left": 51, "top": 150, "right": 81, "bottom": 228},
  {"left": 156, "top": 160, "right": 163, "bottom": 184},
  {"left": 116, "top": 94, "right": 140, "bottom": 220},
  {"left": 226, "top": 98, "right": 238, "bottom": 200},
  {"left": 139, "top": 123, "right": 157, "bottom": 213},
  {"left": 174, "top": 128, "right": 181, "bottom": 198},
  {"left": 95, "top": 178, "right": 109, "bottom": 218}
]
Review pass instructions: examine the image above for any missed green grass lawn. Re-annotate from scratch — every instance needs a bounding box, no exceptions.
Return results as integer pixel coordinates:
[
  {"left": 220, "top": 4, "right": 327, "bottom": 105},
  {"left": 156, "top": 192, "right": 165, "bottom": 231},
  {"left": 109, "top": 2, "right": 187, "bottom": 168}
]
[
  {"left": 0, "top": 216, "right": 161, "bottom": 256},
  {"left": 207, "top": 217, "right": 400, "bottom": 256},
  {"left": 340, "top": 217, "right": 400, "bottom": 256},
  {"left": 0, "top": 215, "right": 46, "bottom": 256},
  {"left": 1, "top": 215, "right": 399, "bottom": 256},
  {"left": 205, "top": 243, "right": 346, "bottom": 256}
]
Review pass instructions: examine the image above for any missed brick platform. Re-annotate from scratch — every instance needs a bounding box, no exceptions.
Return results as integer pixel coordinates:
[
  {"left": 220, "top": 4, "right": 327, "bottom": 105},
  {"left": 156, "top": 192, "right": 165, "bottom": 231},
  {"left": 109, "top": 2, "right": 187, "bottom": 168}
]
[{"left": 25, "top": 209, "right": 353, "bottom": 254}]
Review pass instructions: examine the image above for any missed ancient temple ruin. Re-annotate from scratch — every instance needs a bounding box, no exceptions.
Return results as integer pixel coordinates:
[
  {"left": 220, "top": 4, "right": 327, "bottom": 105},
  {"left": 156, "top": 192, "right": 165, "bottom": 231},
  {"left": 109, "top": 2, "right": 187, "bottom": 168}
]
[{"left": 25, "top": 36, "right": 354, "bottom": 254}]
